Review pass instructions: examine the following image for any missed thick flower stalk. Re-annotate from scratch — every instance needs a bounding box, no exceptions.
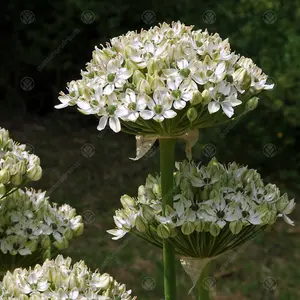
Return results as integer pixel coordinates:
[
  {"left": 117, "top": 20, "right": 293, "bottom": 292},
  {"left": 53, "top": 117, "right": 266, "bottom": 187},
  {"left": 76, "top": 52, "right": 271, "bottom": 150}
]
[
  {"left": 0, "top": 188, "right": 83, "bottom": 273},
  {"left": 55, "top": 21, "right": 273, "bottom": 136},
  {"left": 108, "top": 158, "right": 295, "bottom": 295},
  {"left": 0, "top": 128, "right": 42, "bottom": 200},
  {"left": 0, "top": 255, "right": 136, "bottom": 299}
]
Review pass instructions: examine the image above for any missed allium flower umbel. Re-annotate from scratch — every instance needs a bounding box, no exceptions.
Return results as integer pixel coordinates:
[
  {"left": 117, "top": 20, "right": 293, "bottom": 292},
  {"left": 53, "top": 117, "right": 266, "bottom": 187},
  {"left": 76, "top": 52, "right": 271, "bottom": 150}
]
[
  {"left": 0, "top": 255, "right": 136, "bottom": 300},
  {"left": 55, "top": 21, "right": 273, "bottom": 136},
  {"left": 108, "top": 158, "right": 295, "bottom": 258},
  {"left": 0, "top": 188, "right": 83, "bottom": 270},
  {"left": 0, "top": 128, "right": 42, "bottom": 199}
]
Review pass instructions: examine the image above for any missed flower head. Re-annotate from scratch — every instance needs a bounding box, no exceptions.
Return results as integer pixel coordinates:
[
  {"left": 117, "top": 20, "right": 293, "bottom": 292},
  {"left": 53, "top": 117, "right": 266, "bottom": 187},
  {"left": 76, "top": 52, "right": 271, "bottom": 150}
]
[
  {"left": 108, "top": 158, "right": 295, "bottom": 258},
  {"left": 0, "top": 255, "right": 136, "bottom": 299},
  {"left": 56, "top": 22, "right": 273, "bottom": 135}
]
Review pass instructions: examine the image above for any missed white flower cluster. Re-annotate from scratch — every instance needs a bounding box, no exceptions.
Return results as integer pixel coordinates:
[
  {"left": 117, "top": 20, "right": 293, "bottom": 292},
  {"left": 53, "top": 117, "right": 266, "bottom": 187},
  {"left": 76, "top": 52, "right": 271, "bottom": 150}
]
[
  {"left": 0, "top": 255, "right": 136, "bottom": 300},
  {"left": 108, "top": 158, "right": 295, "bottom": 242},
  {"left": 0, "top": 188, "right": 83, "bottom": 256},
  {"left": 0, "top": 128, "right": 42, "bottom": 199},
  {"left": 55, "top": 21, "right": 273, "bottom": 134}
]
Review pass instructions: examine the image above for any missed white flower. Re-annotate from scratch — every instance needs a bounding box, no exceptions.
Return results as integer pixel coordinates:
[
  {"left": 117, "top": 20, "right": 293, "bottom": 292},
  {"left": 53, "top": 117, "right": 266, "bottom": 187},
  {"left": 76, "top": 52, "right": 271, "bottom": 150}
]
[
  {"left": 140, "top": 89, "right": 177, "bottom": 122},
  {"left": 121, "top": 89, "right": 147, "bottom": 122},
  {"left": 100, "top": 55, "right": 132, "bottom": 95},
  {"left": 167, "top": 77, "right": 194, "bottom": 110},
  {"left": 97, "top": 93, "right": 128, "bottom": 133}
]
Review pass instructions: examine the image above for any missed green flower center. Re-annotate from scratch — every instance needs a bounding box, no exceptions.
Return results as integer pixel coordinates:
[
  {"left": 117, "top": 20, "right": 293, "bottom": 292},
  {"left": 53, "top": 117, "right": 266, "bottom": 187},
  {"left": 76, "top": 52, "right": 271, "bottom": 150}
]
[
  {"left": 154, "top": 104, "right": 163, "bottom": 114},
  {"left": 106, "top": 105, "right": 117, "bottom": 116},
  {"left": 196, "top": 41, "right": 203, "bottom": 47},
  {"left": 26, "top": 228, "right": 33, "bottom": 235},
  {"left": 13, "top": 243, "right": 19, "bottom": 250},
  {"left": 107, "top": 73, "right": 116, "bottom": 83},
  {"left": 171, "top": 89, "right": 182, "bottom": 99},
  {"left": 179, "top": 68, "right": 191, "bottom": 78},
  {"left": 51, "top": 223, "right": 58, "bottom": 230},
  {"left": 217, "top": 210, "right": 225, "bottom": 218},
  {"left": 128, "top": 102, "right": 137, "bottom": 111},
  {"left": 206, "top": 70, "right": 214, "bottom": 77},
  {"left": 242, "top": 210, "right": 250, "bottom": 218},
  {"left": 191, "top": 204, "right": 199, "bottom": 211}
]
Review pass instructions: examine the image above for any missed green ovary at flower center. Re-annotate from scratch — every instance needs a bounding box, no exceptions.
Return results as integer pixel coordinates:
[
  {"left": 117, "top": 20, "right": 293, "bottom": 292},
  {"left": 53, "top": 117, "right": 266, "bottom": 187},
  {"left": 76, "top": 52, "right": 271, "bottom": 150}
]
[
  {"left": 107, "top": 73, "right": 116, "bottom": 83},
  {"left": 242, "top": 210, "right": 250, "bottom": 218},
  {"left": 179, "top": 68, "right": 191, "bottom": 78},
  {"left": 51, "top": 223, "right": 58, "bottom": 230},
  {"left": 171, "top": 89, "right": 182, "bottom": 99},
  {"left": 106, "top": 105, "right": 117, "bottom": 116},
  {"left": 128, "top": 102, "right": 136, "bottom": 111},
  {"left": 154, "top": 104, "right": 163, "bottom": 114},
  {"left": 217, "top": 210, "right": 225, "bottom": 218}
]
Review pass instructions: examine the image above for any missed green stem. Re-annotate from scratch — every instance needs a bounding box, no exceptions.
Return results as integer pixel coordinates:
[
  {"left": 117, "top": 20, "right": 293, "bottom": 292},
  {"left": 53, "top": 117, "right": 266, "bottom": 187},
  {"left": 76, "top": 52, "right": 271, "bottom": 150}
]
[
  {"left": 197, "top": 261, "right": 211, "bottom": 300},
  {"left": 159, "top": 138, "right": 177, "bottom": 300}
]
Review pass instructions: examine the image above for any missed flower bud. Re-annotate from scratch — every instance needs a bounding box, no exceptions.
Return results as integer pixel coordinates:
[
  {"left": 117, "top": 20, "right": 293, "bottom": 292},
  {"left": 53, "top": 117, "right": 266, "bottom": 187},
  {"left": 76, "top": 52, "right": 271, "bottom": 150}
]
[
  {"left": 232, "top": 68, "right": 251, "bottom": 90},
  {"left": 201, "top": 89, "right": 211, "bottom": 104},
  {"left": 132, "top": 70, "right": 145, "bottom": 86},
  {"left": 190, "top": 91, "right": 203, "bottom": 106},
  {"left": 25, "top": 240, "right": 38, "bottom": 253},
  {"left": 0, "top": 129, "right": 9, "bottom": 148},
  {"left": 26, "top": 165, "right": 42, "bottom": 181},
  {"left": 98, "top": 274, "right": 112, "bottom": 289},
  {"left": 195, "top": 219, "right": 205, "bottom": 232},
  {"left": 11, "top": 173, "right": 23, "bottom": 186},
  {"left": 135, "top": 216, "right": 148, "bottom": 233},
  {"left": 0, "top": 168, "right": 10, "bottom": 184},
  {"left": 181, "top": 221, "right": 195, "bottom": 235},
  {"left": 229, "top": 220, "right": 243, "bottom": 234},
  {"left": 53, "top": 238, "right": 69, "bottom": 250},
  {"left": 137, "top": 79, "right": 151, "bottom": 94},
  {"left": 141, "top": 205, "right": 154, "bottom": 221},
  {"left": 152, "top": 183, "right": 161, "bottom": 197},
  {"left": 187, "top": 107, "right": 198, "bottom": 123},
  {"left": 74, "top": 223, "right": 84, "bottom": 236},
  {"left": 41, "top": 235, "right": 51, "bottom": 249},
  {"left": 157, "top": 224, "right": 170, "bottom": 238},
  {"left": 245, "top": 97, "right": 259, "bottom": 111},
  {"left": 120, "top": 195, "right": 136, "bottom": 208},
  {"left": 209, "top": 222, "right": 221, "bottom": 236}
]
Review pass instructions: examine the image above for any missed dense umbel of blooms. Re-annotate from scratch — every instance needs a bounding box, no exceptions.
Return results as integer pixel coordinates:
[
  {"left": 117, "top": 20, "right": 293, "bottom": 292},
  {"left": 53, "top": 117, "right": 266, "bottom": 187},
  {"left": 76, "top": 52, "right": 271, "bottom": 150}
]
[
  {"left": 0, "top": 188, "right": 83, "bottom": 257},
  {"left": 0, "top": 128, "right": 42, "bottom": 199},
  {"left": 0, "top": 255, "right": 136, "bottom": 300},
  {"left": 108, "top": 158, "right": 295, "bottom": 257},
  {"left": 55, "top": 21, "right": 273, "bottom": 135}
]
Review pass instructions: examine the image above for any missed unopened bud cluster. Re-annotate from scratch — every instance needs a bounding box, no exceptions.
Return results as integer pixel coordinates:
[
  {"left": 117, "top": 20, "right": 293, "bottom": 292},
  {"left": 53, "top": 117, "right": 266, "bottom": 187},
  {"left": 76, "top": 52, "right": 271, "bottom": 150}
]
[
  {"left": 0, "top": 128, "right": 42, "bottom": 199},
  {"left": 0, "top": 255, "right": 136, "bottom": 299},
  {"left": 0, "top": 188, "right": 83, "bottom": 256},
  {"left": 56, "top": 21, "right": 273, "bottom": 135},
  {"left": 108, "top": 158, "right": 295, "bottom": 256}
]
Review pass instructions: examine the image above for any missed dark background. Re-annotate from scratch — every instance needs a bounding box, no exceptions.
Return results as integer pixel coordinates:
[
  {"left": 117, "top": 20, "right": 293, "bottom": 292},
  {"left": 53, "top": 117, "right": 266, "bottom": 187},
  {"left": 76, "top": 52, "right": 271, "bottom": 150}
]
[{"left": 2, "top": 1, "right": 300, "bottom": 299}]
